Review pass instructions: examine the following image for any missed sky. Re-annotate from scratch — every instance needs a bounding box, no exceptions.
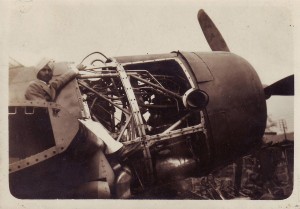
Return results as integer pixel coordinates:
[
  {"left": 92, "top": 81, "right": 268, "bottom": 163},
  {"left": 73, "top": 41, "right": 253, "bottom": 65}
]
[{"left": 4, "top": 0, "right": 297, "bottom": 133}]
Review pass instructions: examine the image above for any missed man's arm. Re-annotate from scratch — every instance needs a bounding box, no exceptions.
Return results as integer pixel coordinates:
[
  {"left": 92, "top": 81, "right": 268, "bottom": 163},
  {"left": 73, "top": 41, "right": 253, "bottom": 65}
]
[{"left": 50, "top": 67, "right": 79, "bottom": 92}]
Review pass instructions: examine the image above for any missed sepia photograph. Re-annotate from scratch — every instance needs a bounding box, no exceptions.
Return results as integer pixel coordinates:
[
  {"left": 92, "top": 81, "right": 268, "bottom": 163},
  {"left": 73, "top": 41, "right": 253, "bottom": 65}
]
[{"left": 1, "top": 0, "right": 299, "bottom": 208}]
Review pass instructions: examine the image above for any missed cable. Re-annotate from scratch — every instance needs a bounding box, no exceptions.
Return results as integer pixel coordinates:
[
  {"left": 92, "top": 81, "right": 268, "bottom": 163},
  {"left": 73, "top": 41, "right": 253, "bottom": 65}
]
[{"left": 79, "top": 51, "right": 111, "bottom": 64}]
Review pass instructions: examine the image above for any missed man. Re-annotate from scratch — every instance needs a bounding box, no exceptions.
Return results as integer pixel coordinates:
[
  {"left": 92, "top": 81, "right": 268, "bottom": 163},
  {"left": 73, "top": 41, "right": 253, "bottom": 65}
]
[{"left": 25, "top": 58, "right": 85, "bottom": 102}]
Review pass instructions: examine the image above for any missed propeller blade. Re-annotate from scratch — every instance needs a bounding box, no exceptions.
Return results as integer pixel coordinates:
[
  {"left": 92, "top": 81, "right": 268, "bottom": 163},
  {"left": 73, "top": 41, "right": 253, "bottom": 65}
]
[
  {"left": 264, "top": 75, "right": 294, "bottom": 99},
  {"left": 197, "top": 9, "right": 230, "bottom": 52}
]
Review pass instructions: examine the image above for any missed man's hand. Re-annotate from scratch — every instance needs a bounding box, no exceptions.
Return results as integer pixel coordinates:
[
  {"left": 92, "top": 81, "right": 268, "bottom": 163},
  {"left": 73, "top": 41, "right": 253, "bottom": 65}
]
[{"left": 76, "top": 64, "right": 87, "bottom": 71}]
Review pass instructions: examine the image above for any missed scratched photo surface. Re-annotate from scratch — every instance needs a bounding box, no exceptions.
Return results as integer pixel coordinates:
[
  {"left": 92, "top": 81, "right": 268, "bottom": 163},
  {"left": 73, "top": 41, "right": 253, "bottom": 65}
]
[{"left": 2, "top": 0, "right": 298, "bottom": 208}]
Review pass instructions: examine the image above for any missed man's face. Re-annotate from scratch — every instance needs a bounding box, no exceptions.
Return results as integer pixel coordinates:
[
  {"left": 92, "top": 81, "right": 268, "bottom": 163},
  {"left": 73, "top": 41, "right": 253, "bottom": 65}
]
[{"left": 37, "top": 65, "right": 53, "bottom": 83}]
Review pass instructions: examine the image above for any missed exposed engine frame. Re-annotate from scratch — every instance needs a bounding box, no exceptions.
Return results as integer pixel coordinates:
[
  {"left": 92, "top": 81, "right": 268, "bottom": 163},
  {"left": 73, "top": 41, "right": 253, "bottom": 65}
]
[{"left": 76, "top": 56, "right": 210, "bottom": 194}]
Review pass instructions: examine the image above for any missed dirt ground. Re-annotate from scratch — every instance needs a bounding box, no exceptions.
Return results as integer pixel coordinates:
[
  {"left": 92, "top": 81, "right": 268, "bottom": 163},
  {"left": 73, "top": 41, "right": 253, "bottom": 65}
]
[
  {"left": 176, "top": 141, "right": 293, "bottom": 200},
  {"left": 133, "top": 140, "right": 294, "bottom": 200}
]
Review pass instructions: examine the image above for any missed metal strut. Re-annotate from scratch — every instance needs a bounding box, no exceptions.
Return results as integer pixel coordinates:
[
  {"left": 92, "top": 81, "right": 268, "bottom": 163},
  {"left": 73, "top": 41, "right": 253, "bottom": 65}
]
[
  {"left": 111, "top": 59, "right": 146, "bottom": 137},
  {"left": 111, "top": 58, "right": 154, "bottom": 183}
]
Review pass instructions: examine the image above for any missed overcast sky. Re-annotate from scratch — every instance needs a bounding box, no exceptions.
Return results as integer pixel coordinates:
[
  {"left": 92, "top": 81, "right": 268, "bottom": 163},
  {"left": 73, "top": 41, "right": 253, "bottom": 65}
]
[{"left": 6, "top": 0, "right": 297, "bottom": 132}]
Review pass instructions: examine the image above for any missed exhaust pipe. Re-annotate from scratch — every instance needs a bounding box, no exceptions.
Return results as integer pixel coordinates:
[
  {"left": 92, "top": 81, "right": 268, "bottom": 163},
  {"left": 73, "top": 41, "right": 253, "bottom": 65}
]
[{"left": 183, "top": 88, "right": 209, "bottom": 110}]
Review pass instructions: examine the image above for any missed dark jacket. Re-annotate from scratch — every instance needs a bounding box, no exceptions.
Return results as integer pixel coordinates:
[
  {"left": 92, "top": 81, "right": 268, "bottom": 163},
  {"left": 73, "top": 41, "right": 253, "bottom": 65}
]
[{"left": 25, "top": 70, "right": 77, "bottom": 102}]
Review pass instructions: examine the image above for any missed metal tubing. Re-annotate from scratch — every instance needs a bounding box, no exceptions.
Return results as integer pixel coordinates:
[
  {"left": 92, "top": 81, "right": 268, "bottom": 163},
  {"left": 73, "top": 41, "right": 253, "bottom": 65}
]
[
  {"left": 138, "top": 103, "right": 177, "bottom": 109},
  {"left": 162, "top": 113, "right": 191, "bottom": 134},
  {"left": 130, "top": 75, "right": 182, "bottom": 100},
  {"left": 117, "top": 114, "right": 133, "bottom": 142},
  {"left": 123, "top": 124, "right": 203, "bottom": 146},
  {"left": 78, "top": 81, "right": 131, "bottom": 115},
  {"left": 78, "top": 72, "right": 137, "bottom": 79},
  {"left": 127, "top": 70, "right": 163, "bottom": 87}
]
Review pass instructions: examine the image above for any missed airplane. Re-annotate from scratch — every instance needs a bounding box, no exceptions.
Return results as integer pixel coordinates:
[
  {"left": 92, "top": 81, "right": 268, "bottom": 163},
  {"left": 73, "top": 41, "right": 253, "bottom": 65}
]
[{"left": 8, "top": 9, "right": 294, "bottom": 199}]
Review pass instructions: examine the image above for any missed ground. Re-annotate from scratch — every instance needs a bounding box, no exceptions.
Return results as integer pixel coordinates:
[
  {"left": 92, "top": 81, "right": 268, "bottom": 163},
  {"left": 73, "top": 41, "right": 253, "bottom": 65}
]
[{"left": 132, "top": 140, "right": 294, "bottom": 200}]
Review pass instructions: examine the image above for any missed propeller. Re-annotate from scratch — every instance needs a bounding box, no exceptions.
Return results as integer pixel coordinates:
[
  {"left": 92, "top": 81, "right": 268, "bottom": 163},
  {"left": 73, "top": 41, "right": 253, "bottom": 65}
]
[
  {"left": 197, "top": 9, "right": 230, "bottom": 52},
  {"left": 197, "top": 9, "right": 294, "bottom": 100},
  {"left": 264, "top": 75, "right": 294, "bottom": 99}
]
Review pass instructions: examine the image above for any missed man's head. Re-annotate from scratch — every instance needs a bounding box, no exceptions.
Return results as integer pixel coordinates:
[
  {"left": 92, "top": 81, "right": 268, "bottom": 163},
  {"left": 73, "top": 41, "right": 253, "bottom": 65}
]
[{"left": 35, "top": 58, "right": 55, "bottom": 83}]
